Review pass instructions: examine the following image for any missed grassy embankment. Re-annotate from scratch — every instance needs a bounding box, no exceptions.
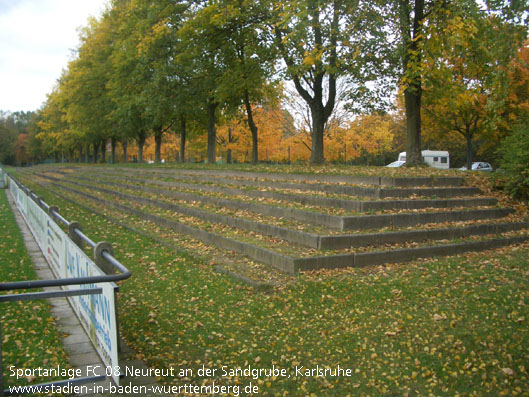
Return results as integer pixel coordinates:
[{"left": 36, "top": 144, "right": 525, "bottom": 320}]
[
  {"left": 7, "top": 164, "right": 529, "bottom": 396},
  {"left": 0, "top": 189, "right": 70, "bottom": 389}
]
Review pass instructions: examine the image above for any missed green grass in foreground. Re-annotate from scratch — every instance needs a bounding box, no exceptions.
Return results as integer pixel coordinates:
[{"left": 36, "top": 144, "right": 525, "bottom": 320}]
[
  {"left": 0, "top": 189, "right": 70, "bottom": 389},
  {"left": 11, "top": 167, "right": 529, "bottom": 396}
]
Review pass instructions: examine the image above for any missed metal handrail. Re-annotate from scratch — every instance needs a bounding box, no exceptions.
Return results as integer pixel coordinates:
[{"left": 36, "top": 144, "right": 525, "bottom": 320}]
[
  {"left": 1, "top": 176, "right": 131, "bottom": 292},
  {"left": 1, "top": 173, "right": 131, "bottom": 396}
]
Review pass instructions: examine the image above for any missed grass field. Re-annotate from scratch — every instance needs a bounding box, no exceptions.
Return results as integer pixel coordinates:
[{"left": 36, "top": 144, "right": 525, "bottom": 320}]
[
  {"left": 4, "top": 164, "right": 529, "bottom": 395},
  {"left": 0, "top": 189, "right": 71, "bottom": 389}
]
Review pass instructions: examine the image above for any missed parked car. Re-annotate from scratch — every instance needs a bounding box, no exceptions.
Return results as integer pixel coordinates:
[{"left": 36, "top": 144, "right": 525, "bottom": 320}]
[
  {"left": 386, "top": 160, "right": 406, "bottom": 168},
  {"left": 458, "top": 162, "right": 493, "bottom": 172}
]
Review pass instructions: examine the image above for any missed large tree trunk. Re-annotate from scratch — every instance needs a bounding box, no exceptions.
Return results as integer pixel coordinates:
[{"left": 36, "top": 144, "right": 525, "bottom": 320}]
[
  {"left": 310, "top": 105, "right": 326, "bottom": 165},
  {"left": 466, "top": 128, "right": 473, "bottom": 171},
  {"left": 243, "top": 90, "right": 259, "bottom": 164},
  {"left": 207, "top": 99, "right": 217, "bottom": 164},
  {"left": 111, "top": 138, "right": 117, "bottom": 164},
  {"left": 137, "top": 132, "right": 146, "bottom": 163},
  {"left": 179, "top": 115, "right": 186, "bottom": 163},
  {"left": 154, "top": 126, "right": 163, "bottom": 163},
  {"left": 405, "top": 88, "right": 422, "bottom": 165},
  {"left": 101, "top": 140, "right": 107, "bottom": 163},
  {"left": 121, "top": 139, "right": 128, "bottom": 163},
  {"left": 85, "top": 143, "right": 89, "bottom": 163},
  {"left": 93, "top": 141, "right": 99, "bottom": 163},
  {"left": 401, "top": 0, "right": 424, "bottom": 166},
  {"left": 227, "top": 128, "right": 233, "bottom": 164}
]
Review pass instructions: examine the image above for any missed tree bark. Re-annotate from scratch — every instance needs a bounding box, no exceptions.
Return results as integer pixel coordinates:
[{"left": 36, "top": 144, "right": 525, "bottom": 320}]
[
  {"left": 405, "top": 88, "right": 422, "bottom": 164},
  {"left": 154, "top": 126, "right": 163, "bottom": 163},
  {"left": 243, "top": 89, "right": 259, "bottom": 164},
  {"left": 227, "top": 127, "right": 233, "bottom": 164},
  {"left": 179, "top": 115, "right": 186, "bottom": 163},
  {"left": 93, "top": 141, "right": 99, "bottom": 163},
  {"left": 466, "top": 128, "right": 473, "bottom": 171},
  {"left": 401, "top": 0, "right": 425, "bottom": 165},
  {"left": 121, "top": 139, "right": 128, "bottom": 163},
  {"left": 207, "top": 99, "right": 218, "bottom": 164},
  {"left": 137, "top": 131, "right": 146, "bottom": 163},
  {"left": 101, "top": 140, "right": 106, "bottom": 163},
  {"left": 111, "top": 138, "right": 117, "bottom": 164},
  {"left": 310, "top": 104, "right": 326, "bottom": 164}
]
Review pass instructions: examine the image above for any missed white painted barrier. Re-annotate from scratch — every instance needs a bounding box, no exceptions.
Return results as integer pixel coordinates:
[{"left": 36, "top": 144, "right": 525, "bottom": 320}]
[{"left": 7, "top": 176, "right": 120, "bottom": 385}]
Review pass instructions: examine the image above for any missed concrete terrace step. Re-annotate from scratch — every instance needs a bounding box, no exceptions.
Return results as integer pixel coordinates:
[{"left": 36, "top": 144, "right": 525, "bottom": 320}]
[
  {"left": 319, "top": 222, "right": 529, "bottom": 250},
  {"left": 40, "top": 175, "right": 513, "bottom": 236},
  {"left": 24, "top": 167, "right": 528, "bottom": 275},
  {"left": 44, "top": 177, "right": 529, "bottom": 253},
  {"left": 34, "top": 178, "right": 529, "bottom": 274},
  {"left": 71, "top": 171, "right": 497, "bottom": 212},
  {"left": 110, "top": 166, "right": 465, "bottom": 187},
  {"left": 102, "top": 168, "right": 477, "bottom": 198},
  {"left": 296, "top": 236, "right": 529, "bottom": 271}
]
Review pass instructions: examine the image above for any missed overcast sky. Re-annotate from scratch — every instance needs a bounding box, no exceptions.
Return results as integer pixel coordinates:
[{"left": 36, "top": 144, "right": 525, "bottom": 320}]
[{"left": 0, "top": 0, "right": 107, "bottom": 113}]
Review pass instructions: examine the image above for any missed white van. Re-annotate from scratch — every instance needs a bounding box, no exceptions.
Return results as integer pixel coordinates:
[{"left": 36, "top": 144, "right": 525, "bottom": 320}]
[{"left": 398, "top": 150, "right": 450, "bottom": 169}]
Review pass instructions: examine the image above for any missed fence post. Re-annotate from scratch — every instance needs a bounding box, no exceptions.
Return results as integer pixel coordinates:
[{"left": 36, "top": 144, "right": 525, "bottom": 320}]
[
  {"left": 93, "top": 241, "right": 114, "bottom": 275},
  {"left": 68, "top": 221, "right": 84, "bottom": 249}
]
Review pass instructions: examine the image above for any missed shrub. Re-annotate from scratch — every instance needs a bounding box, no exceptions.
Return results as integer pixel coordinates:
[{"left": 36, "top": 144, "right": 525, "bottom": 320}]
[{"left": 497, "top": 122, "right": 529, "bottom": 200}]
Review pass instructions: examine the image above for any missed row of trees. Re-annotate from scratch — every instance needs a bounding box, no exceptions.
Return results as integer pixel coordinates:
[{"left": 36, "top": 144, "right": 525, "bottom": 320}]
[
  {"left": 0, "top": 111, "right": 36, "bottom": 166},
  {"left": 2, "top": 0, "right": 528, "bottom": 171}
]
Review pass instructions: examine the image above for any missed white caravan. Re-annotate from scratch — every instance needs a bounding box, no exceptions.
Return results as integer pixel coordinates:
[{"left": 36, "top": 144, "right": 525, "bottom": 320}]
[{"left": 398, "top": 150, "right": 450, "bottom": 169}]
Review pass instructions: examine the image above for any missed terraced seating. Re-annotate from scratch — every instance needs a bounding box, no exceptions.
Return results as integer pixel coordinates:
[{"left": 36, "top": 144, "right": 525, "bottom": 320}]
[{"left": 24, "top": 166, "right": 529, "bottom": 275}]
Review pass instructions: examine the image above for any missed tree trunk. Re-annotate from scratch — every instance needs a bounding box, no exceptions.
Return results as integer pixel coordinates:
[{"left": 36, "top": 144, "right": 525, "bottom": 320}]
[
  {"left": 154, "top": 126, "right": 163, "bottom": 163},
  {"left": 405, "top": 88, "right": 422, "bottom": 165},
  {"left": 179, "top": 115, "right": 186, "bottom": 163},
  {"left": 401, "top": 0, "right": 424, "bottom": 166},
  {"left": 466, "top": 129, "right": 473, "bottom": 171},
  {"left": 207, "top": 99, "right": 217, "bottom": 164},
  {"left": 310, "top": 105, "right": 325, "bottom": 165},
  {"left": 137, "top": 131, "right": 146, "bottom": 163},
  {"left": 101, "top": 140, "right": 106, "bottom": 163},
  {"left": 111, "top": 138, "right": 117, "bottom": 164},
  {"left": 85, "top": 143, "right": 89, "bottom": 163},
  {"left": 93, "top": 142, "right": 99, "bottom": 163},
  {"left": 121, "top": 139, "right": 128, "bottom": 163},
  {"left": 243, "top": 90, "right": 259, "bottom": 164},
  {"left": 138, "top": 140, "right": 145, "bottom": 163},
  {"left": 227, "top": 127, "right": 233, "bottom": 164}
]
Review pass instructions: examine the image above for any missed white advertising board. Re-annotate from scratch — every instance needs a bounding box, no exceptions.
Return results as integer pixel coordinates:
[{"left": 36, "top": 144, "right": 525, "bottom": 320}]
[
  {"left": 7, "top": 176, "right": 120, "bottom": 385},
  {"left": 65, "top": 240, "right": 119, "bottom": 382},
  {"left": 0, "top": 168, "right": 5, "bottom": 188},
  {"left": 25, "top": 194, "right": 48, "bottom": 253},
  {"left": 46, "top": 216, "right": 67, "bottom": 279}
]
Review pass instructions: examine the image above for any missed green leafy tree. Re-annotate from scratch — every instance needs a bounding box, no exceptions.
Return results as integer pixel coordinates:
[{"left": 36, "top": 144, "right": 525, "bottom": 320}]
[
  {"left": 271, "top": 0, "right": 386, "bottom": 164},
  {"left": 498, "top": 121, "right": 529, "bottom": 200},
  {"left": 423, "top": 10, "right": 526, "bottom": 169},
  {"left": 386, "top": 0, "right": 528, "bottom": 165},
  {"left": 60, "top": 15, "right": 117, "bottom": 163},
  {"left": 177, "top": 2, "right": 229, "bottom": 164},
  {"left": 208, "top": 0, "right": 279, "bottom": 164},
  {"left": 0, "top": 121, "right": 16, "bottom": 165}
]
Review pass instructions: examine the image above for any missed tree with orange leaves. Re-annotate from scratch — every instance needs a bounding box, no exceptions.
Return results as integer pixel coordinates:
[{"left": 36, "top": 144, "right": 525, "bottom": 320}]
[
  {"left": 498, "top": 42, "right": 529, "bottom": 135},
  {"left": 217, "top": 104, "right": 296, "bottom": 163},
  {"left": 422, "top": 12, "right": 525, "bottom": 169}
]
